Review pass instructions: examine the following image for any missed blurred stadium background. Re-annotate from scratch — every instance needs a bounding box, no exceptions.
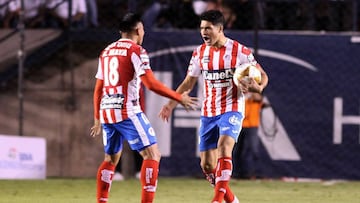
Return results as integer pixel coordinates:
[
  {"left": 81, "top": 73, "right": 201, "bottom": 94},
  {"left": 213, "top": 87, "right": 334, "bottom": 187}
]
[{"left": 0, "top": 0, "right": 359, "bottom": 180}]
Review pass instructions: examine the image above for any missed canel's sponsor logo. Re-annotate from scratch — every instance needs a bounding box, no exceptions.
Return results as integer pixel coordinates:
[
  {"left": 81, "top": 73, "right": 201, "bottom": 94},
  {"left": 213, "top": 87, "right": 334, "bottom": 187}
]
[{"left": 202, "top": 69, "right": 233, "bottom": 81}]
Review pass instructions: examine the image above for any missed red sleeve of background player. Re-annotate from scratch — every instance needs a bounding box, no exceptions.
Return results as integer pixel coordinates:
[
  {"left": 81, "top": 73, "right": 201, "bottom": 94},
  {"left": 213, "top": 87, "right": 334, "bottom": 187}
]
[
  {"left": 140, "top": 69, "right": 182, "bottom": 102},
  {"left": 93, "top": 79, "right": 103, "bottom": 119}
]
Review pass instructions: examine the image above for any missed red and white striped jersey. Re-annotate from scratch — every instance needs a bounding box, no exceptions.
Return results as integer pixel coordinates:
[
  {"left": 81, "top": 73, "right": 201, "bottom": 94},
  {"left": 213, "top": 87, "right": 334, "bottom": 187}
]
[
  {"left": 95, "top": 39, "right": 150, "bottom": 124},
  {"left": 187, "top": 38, "right": 258, "bottom": 117}
]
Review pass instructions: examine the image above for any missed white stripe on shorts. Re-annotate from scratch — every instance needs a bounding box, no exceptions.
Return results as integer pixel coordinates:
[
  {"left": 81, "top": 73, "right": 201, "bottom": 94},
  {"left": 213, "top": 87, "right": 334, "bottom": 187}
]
[{"left": 130, "top": 114, "right": 150, "bottom": 146}]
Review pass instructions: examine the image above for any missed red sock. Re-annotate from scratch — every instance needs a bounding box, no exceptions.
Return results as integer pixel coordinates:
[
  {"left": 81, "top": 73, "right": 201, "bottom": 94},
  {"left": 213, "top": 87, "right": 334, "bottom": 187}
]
[
  {"left": 140, "top": 160, "right": 159, "bottom": 203},
  {"left": 96, "top": 161, "right": 116, "bottom": 203},
  {"left": 203, "top": 168, "right": 234, "bottom": 202},
  {"left": 212, "top": 157, "right": 233, "bottom": 203},
  {"left": 224, "top": 185, "right": 235, "bottom": 203}
]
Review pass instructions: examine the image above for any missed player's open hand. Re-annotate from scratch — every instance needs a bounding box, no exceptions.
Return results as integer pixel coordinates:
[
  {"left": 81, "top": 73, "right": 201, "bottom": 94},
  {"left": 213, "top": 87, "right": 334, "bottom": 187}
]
[
  {"left": 180, "top": 89, "right": 199, "bottom": 111},
  {"left": 158, "top": 104, "right": 173, "bottom": 123},
  {"left": 90, "top": 119, "right": 102, "bottom": 137}
]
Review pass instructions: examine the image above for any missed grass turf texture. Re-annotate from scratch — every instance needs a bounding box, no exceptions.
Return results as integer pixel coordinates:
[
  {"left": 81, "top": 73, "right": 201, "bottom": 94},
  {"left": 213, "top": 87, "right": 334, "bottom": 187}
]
[{"left": 0, "top": 178, "right": 359, "bottom": 203}]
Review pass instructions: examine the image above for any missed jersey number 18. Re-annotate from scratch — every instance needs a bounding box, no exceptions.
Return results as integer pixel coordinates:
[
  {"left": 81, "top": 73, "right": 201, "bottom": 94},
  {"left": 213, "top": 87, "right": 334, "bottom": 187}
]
[{"left": 103, "top": 57, "right": 119, "bottom": 86}]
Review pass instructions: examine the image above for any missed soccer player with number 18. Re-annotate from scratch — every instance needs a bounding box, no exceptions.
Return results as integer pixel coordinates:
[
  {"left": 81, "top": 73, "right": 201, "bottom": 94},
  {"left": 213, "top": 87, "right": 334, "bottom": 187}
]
[{"left": 90, "top": 13, "right": 198, "bottom": 203}]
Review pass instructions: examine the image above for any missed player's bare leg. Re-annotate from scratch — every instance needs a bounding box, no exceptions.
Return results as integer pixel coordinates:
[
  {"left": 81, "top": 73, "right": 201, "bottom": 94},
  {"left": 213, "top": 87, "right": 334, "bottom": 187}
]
[
  {"left": 200, "top": 149, "right": 218, "bottom": 186},
  {"left": 97, "top": 151, "right": 122, "bottom": 203},
  {"left": 212, "top": 135, "right": 238, "bottom": 203},
  {"left": 139, "top": 144, "right": 161, "bottom": 203}
]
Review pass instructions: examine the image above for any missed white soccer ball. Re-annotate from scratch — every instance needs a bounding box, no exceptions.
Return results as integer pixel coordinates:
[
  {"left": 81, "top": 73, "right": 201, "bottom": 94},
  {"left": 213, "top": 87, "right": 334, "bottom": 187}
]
[
  {"left": 248, "top": 65, "right": 262, "bottom": 83},
  {"left": 233, "top": 63, "right": 261, "bottom": 87}
]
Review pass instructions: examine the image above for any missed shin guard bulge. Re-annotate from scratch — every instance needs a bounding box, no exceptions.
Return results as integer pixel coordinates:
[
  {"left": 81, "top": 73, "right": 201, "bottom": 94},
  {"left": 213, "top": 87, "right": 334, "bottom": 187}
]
[
  {"left": 140, "top": 160, "right": 159, "bottom": 203},
  {"left": 96, "top": 161, "right": 116, "bottom": 203},
  {"left": 212, "top": 157, "right": 233, "bottom": 203}
]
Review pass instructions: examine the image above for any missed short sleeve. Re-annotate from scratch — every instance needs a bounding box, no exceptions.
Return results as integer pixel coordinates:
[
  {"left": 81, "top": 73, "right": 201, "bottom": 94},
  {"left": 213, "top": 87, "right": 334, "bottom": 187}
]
[
  {"left": 187, "top": 50, "right": 201, "bottom": 77},
  {"left": 132, "top": 47, "right": 150, "bottom": 77},
  {"left": 95, "top": 58, "right": 103, "bottom": 80}
]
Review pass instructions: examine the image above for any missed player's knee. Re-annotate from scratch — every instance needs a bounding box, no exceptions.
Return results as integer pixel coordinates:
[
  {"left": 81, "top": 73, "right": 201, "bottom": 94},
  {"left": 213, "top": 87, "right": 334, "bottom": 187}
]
[
  {"left": 217, "top": 145, "right": 234, "bottom": 158},
  {"left": 140, "top": 147, "right": 161, "bottom": 161},
  {"left": 104, "top": 154, "right": 120, "bottom": 165},
  {"left": 151, "top": 150, "right": 161, "bottom": 161}
]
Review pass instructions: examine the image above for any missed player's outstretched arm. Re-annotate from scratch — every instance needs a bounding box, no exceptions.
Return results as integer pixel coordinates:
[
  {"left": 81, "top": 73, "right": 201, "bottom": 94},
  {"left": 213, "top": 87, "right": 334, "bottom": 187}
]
[
  {"left": 158, "top": 75, "right": 198, "bottom": 122},
  {"left": 158, "top": 89, "right": 198, "bottom": 122},
  {"left": 179, "top": 89, "right": 198, "bottom": 111},
  {"left": 140, "top": 70, "right": 198, "bottom": 112}
]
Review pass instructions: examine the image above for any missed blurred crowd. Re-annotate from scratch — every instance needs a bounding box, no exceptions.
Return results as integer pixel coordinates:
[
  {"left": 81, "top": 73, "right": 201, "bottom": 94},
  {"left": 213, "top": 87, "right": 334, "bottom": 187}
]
[
  {"left": 0, "top": 0, "right": 97, "bottom": 29},
  {"left": 0, "top": 0, "right": 359, "bottom": 31}
]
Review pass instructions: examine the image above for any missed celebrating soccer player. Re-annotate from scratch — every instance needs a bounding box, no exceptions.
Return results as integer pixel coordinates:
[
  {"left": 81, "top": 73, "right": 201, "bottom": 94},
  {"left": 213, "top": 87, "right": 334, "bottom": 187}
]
[
  {"left": 90, "top": 13, "right": 198, "bottom": 203},
  {"left": 159, "top": 10, "right": 268, "bottom": 203}
]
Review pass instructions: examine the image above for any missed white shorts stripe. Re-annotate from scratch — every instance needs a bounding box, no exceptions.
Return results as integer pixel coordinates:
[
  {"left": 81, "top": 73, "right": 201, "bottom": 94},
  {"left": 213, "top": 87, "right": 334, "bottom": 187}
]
[{"left": 130, "top": 114, "right": 150, "bottom": 146}]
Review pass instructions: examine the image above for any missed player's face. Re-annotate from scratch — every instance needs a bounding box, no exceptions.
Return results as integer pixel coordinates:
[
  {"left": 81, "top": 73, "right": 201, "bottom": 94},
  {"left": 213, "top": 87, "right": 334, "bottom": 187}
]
[
  {"left": 200, "top": 20, "right": 222, "bottom": 47},
  {"left": 136, "top": 22, "right": 145, "bottom": 45}
]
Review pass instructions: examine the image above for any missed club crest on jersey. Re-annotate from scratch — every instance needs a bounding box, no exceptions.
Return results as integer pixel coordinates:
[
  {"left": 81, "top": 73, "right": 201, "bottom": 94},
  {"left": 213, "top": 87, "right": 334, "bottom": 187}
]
[
  {"left": 201, "top": 56, "right": 210, "bottom": 64},
  {"left": 223, "top": 54, "right": 230, "bottom": 60}
]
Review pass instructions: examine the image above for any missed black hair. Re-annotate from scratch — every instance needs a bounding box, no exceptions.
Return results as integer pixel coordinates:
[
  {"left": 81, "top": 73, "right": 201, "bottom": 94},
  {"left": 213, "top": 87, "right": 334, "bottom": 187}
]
[
  {"left": 199, "top": 10, "right": 225, "bottom": 26},
  {"left": 118, "top": 13, "right": 142, "bottom": 33}
]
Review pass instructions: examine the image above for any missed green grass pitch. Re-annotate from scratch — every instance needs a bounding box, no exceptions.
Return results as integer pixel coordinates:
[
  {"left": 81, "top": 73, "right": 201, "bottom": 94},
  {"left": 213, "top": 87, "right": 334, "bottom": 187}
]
[{"left": 0, "top": 178, "right": 359, "bottom": 203}]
